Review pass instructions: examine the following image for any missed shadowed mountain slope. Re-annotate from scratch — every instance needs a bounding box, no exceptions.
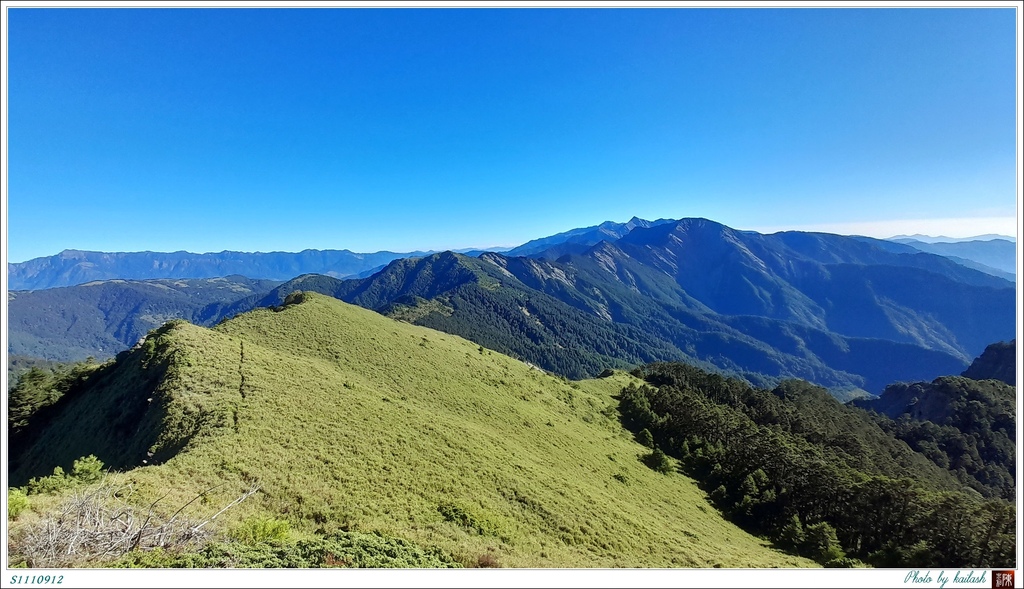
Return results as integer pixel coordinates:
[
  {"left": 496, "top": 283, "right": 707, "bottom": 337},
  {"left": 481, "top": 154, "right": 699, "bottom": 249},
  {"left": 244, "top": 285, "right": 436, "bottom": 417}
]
[
  {"left": 7, "top": 276, "right": 281, "bottom": 361},
  {"left": 10, "top": 219, "right": 1011, "bottom": 397},
  {"left": 961, "top": 340, "right": 1017, "bottom": 386}
]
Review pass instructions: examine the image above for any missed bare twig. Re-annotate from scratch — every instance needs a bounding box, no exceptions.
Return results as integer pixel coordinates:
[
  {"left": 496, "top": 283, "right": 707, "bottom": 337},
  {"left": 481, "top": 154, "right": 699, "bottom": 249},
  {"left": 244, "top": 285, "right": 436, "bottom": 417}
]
[
  {"left": 192, "top": 482, "right": 260, "bottom": 533},
  {"left": 13, "top": 476, "right": 262, "bottom": 568},
  {"left": 166, "top": 482, "right": 228, "bottom": 527}
]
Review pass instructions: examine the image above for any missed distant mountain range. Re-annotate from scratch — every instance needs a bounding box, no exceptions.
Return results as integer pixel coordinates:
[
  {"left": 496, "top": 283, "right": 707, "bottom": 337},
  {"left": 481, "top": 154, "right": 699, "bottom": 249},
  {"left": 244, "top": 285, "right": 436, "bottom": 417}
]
[
  {"left": 7, "top": 221, "right": 1016, "bottom": 571},
  {"left": 887, "top": 238, "right": 1016, "bottom": 280},
  {"left": 10, "top": 217, "right": 1013, "bottom": 397},
  {"left": 7, "top": 276, "right": 281, "bottom": 361},
  {"left": 8, "top": 222, "right": 1017, "bottom": 290},
  {"left": 6, "top": 248, "right": 497, "bottom": 291},
  {"left": 888, "top": 233, "right": 1016, "bottom": 244}
]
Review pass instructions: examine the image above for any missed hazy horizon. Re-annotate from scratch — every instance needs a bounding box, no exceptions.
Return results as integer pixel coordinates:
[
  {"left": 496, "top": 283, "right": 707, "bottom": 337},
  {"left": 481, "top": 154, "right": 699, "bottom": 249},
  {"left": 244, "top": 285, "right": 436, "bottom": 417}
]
[{"left": 6, "top": 216, "right": 1017, "bottom": 264}]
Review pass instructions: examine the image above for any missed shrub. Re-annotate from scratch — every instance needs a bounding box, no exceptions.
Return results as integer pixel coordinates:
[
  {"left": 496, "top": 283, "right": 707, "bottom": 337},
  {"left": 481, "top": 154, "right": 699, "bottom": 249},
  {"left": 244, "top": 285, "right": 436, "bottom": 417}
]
[
  {"left": 475, "top": 552, "right": 500, "bottom": 568},
  {"left": 230, "top": 516, "right": 291, "bottom": 545},
  {"left": 26, "top": 466, "right": 73, "bottom": 495},
  {"left": 803, "top": 521, "right": 845, "bottom": 564},
  {"left": 710, "top": 484, "right": 728, "bottom": 504},
  {"left": 825, "top": 556, "right": 867, "bottom": 568},
  {"left": 8, "top": 488, "right": 29, "bottom": 519},
  {"left": 25, "top": 456, "right": 106, "bottom": 495},
  {"left": 71, "top": 455, "right": 105, "bottom": 484},
  {"left": 776, "top": 514, "right": 805, "bottom": 551},
  {"left": 437, "top": 501, "right": 504, "bottom": 538},
  {"left": 638, "top": 428, "right": 655, "bottom": 448},
  {"left": 115, "top": 531, "right": 462, "bottom": 568},
  {"left": 298, "top": 531, "right": 461, "bottom": 568},
  {"left": 643, "top": 448, "right": 674, "bottom": 474},
  {"left": 283, "top": 291, "right": 308, "bottom": 306}
]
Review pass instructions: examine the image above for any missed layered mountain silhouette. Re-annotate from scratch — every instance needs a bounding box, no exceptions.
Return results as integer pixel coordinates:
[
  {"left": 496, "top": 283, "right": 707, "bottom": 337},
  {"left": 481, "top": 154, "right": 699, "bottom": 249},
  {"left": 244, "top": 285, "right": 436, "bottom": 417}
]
[
  {"left": 889, "top": 237, "right": 1016, "bottom": 280},
  {"left": 6, "top": 248, "right": 446, "bottom": 290},
  {"left": 889, "top": 233, "right": 1015, "bottom": 244},
  {"left": 8, "top": 218, "right": 1014, "bottom": 396},
  {"left": 9, "top": 221, "right": 1015, "bottom": 289},
  {"left": 208, "top": 219, "right": 1012, "bottom": 394}
]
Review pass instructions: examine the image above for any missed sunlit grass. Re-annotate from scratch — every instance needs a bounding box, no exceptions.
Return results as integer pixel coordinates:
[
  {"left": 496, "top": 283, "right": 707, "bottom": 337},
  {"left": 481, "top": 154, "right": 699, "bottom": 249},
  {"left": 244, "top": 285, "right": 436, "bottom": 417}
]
[{"left": 11, "top": 293, "right": 813, "bottom": 568}]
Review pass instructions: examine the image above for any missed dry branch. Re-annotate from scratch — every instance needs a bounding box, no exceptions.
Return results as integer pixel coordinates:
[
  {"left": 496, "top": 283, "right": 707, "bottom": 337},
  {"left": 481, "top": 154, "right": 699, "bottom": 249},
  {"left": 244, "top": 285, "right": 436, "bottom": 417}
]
[{"left": 15, "top": 477, "right": 261, "bottom": 568}]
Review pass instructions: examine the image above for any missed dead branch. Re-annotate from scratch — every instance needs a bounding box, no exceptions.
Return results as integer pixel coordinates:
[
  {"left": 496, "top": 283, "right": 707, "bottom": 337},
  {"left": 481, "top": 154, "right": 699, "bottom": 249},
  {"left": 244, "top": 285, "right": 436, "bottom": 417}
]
[{"left": 13, "top": 475, "right": 262, "bottom": 568}]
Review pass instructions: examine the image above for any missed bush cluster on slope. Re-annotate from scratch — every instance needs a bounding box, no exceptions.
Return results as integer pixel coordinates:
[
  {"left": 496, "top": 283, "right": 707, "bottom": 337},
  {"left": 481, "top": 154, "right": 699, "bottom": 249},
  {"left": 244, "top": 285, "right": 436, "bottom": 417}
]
[
  {"left": 862, "top": 376, "right": 1016, "bottom": 500},
  {"left": 619, "top": 362, "right": 1015, "bottom": 567},
  {"left": 114, "top": 530, "right": 461, "bottom": 569}
]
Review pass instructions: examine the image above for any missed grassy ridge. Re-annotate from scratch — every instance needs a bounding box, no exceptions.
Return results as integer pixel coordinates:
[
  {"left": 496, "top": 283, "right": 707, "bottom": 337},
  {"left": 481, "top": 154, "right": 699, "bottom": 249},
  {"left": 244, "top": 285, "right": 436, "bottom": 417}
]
[
  {"left": 9, "top": 292, "right": 812, "bottom": 567},
  {"left": 8, "top": 276, "right": 282, "bottom": 363}
]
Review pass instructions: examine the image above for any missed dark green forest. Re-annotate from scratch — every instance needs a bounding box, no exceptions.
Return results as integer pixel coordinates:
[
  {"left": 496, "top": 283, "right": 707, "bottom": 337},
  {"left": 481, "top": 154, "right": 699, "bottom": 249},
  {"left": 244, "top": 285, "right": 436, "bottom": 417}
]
[
  {"left": 618, "top": 362, "right": 1015, "bottom": 567},
  {"left": 856, "top": 376, "right": 1015, "bottom": 501},
  {"left": 8, "top": 360, "right": 105, "bottom": 436}
]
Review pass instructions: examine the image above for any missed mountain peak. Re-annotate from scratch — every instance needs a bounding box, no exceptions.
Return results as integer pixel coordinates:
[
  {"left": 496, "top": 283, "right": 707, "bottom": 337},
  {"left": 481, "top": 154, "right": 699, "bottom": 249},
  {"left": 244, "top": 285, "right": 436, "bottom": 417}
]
[
  {"left": 962, "top": 340, "right": 1016, "bottom": 385},
  {"left": 506, "top": 217, "right": 673, "bottom": 258},
  {"left": 673, "top": 217, "right": 727, "bottom": 230},
  {"left": 617, "top": 217, "right": 731, "bottom": 248}
]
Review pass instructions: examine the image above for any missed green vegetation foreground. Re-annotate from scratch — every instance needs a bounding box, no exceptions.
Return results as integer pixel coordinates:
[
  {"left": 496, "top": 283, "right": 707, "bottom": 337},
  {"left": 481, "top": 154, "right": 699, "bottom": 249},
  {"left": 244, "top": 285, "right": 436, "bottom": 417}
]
[{"left": 7, "top": 293, "right": 811, "bottom": 568}]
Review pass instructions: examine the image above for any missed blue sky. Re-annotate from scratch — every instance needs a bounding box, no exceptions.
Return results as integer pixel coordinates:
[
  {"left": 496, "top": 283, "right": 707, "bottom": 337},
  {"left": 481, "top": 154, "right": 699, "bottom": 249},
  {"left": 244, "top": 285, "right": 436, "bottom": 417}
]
[{"left": 5, "top": 7, "right": 1018, "bottom": 262}]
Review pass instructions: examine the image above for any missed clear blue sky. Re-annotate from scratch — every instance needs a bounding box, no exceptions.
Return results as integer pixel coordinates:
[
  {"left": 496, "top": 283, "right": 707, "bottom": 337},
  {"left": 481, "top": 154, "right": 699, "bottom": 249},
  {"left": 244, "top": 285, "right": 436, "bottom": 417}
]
[{"left": 5, "top": 7, "right": 1018, "bottom": 262}]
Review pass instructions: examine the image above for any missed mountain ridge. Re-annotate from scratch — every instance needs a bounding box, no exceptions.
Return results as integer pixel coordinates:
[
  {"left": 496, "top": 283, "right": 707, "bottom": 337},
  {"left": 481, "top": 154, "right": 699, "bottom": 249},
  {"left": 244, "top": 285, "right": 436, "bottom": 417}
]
[
  {"left": 8, "top": 292, "right": 815, "bottom": 568},
  {"left": 888, "top": 238, "right": 1016, "bottom": 278},
  {"left": 504, "top": 217, "right": 676, "bottom": 258},
  {"left": 961, "top": 340, "right": 1017, "bottom": 385},
  {"left": 217, "top": 240, "right": 990, "bottom": 394},
  {"left": 8, "top": 218, "right": 1013, "bottom": 397},
  {"left": 11, "top": 219, "right": 1015, "bottom": 290},
  {"left": 889, "top": 233, "right": 1016, "bottom": 243},
  {"left": 7, "top": 248, "right": 462, "bottom": 290},
  {"left": 9, "top": 293, "right": 1011, "bottom": 568}
]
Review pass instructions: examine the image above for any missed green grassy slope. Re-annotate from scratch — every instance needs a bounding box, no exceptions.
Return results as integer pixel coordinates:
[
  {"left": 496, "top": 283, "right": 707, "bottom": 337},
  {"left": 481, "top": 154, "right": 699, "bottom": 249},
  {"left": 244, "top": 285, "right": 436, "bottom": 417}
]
[{"left": 9, "top": 292, "right": 812, "bottom": 568}]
